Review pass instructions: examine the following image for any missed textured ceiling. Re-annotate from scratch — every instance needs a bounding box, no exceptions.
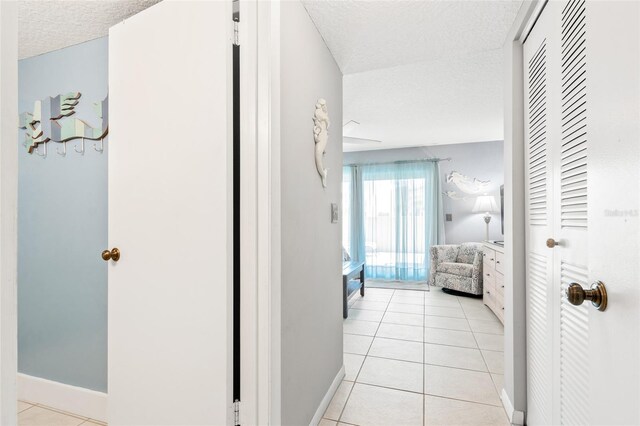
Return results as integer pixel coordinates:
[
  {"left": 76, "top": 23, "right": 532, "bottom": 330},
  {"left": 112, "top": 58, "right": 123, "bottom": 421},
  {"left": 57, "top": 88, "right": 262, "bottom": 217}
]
[
  {"left": 302, "top": 0, "right": 523, "bottom": 74},
  {"left": 302, "top": 0, "right": 523, "bottom": 151},
  {"left": 18, "top": 0, "right": 161, "bottom": 59},
  {"left": 343, "top": 49, "right": 505, "bottom": 151}
]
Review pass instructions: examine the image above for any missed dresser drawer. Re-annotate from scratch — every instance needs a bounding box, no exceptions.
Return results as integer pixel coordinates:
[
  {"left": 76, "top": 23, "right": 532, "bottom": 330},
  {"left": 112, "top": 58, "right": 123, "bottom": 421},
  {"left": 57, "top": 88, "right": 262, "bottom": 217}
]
[
  {"left": 494, "top": 287, "right": 504, "bottom": 308},
  {"left": 484, "top": 278, "right": 495, "bottom": 298},
  {"left": 482, "top": 248, "right": 495, "bottom": 269},
  {"left": 483, "top": 288, "right": 495, "bottom": 310},
  {"left": 495, "top": 273, "right": 505, "bottom": 296},
  {"left": 495, "top": 252, "right": 504, "bottom": 273},
  {"left": 483, "top": 266, "right": 496, "bottom": 286}
]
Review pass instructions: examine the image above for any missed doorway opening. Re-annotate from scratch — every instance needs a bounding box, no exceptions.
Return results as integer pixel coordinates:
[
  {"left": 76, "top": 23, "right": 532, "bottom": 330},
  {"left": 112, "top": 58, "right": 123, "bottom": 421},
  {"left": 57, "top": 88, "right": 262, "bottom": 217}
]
[{"left": 314, "top": 0, "right": 516, "bottom": 423}]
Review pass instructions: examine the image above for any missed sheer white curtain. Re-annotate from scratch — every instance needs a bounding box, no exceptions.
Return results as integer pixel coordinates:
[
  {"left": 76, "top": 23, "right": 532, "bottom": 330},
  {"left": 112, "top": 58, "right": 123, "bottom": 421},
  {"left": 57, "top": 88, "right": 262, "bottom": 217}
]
[
  {"left": 343, "top": 161, "right": 445, "bottom": 281},
  {"left": 342, "top": 165, "right": 364, "bottom": 262}
]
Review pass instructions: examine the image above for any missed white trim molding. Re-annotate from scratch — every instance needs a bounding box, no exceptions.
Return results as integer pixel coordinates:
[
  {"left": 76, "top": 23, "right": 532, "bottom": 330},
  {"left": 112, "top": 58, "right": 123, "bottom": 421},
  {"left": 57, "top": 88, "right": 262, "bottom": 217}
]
[
  {"left": 17, "top": 374, "right": 107, "bottom": 423},
  {"left": 309, "top": 366, "right": 344, "bottom": 426},
  {"left": 255, "top": 1, "right": 283, "bottom": 424},
  {"left": 501, "top": 388, "right": 525, "bottom": 425},
  {"left": 0, "top": 2, "right": 19, "bottom": 425}
]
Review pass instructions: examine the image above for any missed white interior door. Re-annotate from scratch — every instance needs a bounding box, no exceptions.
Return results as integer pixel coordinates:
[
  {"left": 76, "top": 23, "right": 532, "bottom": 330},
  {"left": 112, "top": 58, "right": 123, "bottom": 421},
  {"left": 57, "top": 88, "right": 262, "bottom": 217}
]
[
  {"left": 585, "top": 1, "right": 639, "bottom": 423},
  {"left": 108, "top": 1, "right": 233, "bottom": 425},
  {"left": 524, "top": 1, "right": 640, "bottom": 424}
]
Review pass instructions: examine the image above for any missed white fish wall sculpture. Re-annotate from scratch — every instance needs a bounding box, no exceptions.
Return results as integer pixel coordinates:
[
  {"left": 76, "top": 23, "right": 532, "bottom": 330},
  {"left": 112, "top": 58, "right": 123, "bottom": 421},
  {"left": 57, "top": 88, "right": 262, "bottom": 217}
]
[{"left": 446, "top": 171, "right": 491, "bottom": 194}]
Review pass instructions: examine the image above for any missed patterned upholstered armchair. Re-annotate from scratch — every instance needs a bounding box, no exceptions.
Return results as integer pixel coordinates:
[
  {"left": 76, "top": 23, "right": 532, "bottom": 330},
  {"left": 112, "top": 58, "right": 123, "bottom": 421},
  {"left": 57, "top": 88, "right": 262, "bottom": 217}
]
[{"left": 429, "top": 243, "right": 484, "bottom": 295}]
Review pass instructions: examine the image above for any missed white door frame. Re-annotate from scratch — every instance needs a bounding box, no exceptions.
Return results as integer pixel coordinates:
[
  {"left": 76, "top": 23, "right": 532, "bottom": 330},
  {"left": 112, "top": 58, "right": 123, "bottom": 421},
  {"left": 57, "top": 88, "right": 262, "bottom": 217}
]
[
  {"left": 243, "top": 1, "right": 283, "bottom": 424},
  {"left": 501, "top": 0, "right": 547, "bottom": 424},
  {"left": 238, "top": 0, "right": 282, "bottom": 424},
  {"left": 0, "top": 1, "right": 18, "bottom": 424}
]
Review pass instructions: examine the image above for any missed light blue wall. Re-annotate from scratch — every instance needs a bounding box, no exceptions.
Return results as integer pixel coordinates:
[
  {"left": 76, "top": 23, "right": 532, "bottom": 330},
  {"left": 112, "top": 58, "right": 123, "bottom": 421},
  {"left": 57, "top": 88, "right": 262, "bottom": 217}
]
[{"left": 18, "top": 37, "right": 108, "bottom": 392}]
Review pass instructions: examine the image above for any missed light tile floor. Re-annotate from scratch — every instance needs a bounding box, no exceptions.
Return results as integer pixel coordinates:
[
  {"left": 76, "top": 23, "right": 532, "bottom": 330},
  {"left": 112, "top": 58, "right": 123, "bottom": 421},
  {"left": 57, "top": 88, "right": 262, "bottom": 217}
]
[
  {"left": 322, "top": 287, "right": 508, "bottom": 426},
  {"left": 17, "top": 401, "right": 104, "bottom": 426}
]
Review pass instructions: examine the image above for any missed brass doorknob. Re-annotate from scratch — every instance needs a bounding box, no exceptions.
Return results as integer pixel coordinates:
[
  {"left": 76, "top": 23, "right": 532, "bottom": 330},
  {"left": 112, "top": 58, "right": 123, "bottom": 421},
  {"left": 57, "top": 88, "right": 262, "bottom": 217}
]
[
  {"left": 546, "top": 238, "right": 559, "bottom": 248},
  {"left": 102, "top": 248, "right": 121, "bottom": 262},
  {"left": 566, "top": 281, "right": 607, "bottom": 311}
]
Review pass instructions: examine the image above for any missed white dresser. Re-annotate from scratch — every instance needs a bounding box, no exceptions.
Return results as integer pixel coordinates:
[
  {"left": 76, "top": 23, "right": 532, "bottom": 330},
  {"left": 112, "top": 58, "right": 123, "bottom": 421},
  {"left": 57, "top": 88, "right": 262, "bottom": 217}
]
[{"left": 482, "top": 241, "right": 505, "bottom": 324}]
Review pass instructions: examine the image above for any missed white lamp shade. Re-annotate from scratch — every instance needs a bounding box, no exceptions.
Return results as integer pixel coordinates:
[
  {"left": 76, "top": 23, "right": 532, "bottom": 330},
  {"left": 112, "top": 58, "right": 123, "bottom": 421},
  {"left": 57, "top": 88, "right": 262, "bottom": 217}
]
[{"left": 472, "top": 195, "right": 499, "bottom": 213}]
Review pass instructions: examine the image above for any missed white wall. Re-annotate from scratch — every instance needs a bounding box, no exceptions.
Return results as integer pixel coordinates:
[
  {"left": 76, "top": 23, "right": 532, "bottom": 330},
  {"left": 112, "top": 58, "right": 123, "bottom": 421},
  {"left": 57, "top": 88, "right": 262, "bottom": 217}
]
[
  {"left": 344, "top": 141, "right": 504, "bottom": 244},
  {"left": 278, "top": 2, "right": 344, "bottom": 425},
  {"left": 0, "top": 2, "right": 18, "bottom": 424}
]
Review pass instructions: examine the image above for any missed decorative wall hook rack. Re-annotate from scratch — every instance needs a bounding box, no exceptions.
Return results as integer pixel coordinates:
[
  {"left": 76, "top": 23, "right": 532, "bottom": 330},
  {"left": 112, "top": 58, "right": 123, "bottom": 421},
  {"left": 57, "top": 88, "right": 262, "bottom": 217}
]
[{"left": 18, "top": 92, "right": 108, "bottom": 159}]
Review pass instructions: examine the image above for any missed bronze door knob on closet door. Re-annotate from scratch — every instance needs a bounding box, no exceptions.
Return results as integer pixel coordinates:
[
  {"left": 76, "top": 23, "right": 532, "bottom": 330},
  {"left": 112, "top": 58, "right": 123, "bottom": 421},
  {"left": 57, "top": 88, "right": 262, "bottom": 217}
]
[
  {"left": 102, "top": 248, "right": 121, "bottom": 262},
  {"left": 566, "top": 281, "right": 608, "bottom": 312},
  {"left": 546, "top": 238, "right": 560, "bottom": 248}
]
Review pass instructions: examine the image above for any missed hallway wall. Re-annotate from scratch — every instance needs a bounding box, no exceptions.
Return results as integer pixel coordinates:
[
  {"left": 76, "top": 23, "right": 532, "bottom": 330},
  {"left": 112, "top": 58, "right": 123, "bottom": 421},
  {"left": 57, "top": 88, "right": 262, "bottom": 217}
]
[
  {"left": 18, "top": 37, "right": 108, "bottom": 392},
  {"left": 279, "top": 1, "right": 344, "bottom": 424},
  {"left": 344, "top": 141, "right": 504, "bottom": 244}
]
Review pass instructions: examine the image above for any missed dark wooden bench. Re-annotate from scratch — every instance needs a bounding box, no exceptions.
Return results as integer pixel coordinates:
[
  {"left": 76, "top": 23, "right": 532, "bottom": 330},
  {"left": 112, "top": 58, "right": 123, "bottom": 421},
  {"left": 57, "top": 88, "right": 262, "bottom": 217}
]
[{"left": 343, "top": 261, "right": 365, "bottom": 318}]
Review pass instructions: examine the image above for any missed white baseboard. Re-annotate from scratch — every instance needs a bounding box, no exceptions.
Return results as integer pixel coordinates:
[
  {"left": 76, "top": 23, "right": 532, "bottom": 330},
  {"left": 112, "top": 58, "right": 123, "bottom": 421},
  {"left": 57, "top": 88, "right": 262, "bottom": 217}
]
[
  {"left": 501, "top": 388, "right": 525, "bottom": 425},
  {"left": 309, "top": 365, "right": 345, "bottom": 426},
  {"left": 17, "top": 373, "right": 107, "bottom": 422}
]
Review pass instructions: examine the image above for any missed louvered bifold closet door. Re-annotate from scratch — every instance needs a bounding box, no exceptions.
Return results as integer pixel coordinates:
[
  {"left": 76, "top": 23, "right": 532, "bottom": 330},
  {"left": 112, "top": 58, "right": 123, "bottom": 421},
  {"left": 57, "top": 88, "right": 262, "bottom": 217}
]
[
  {"left": 525, "top": 0, "right": 592, "bottom": 425},
  {"left": 523, "top": 4, "right": 556, "bottom": 425},
  {"left": 556, "top": 0, "right": 590, "bottom": 425}
]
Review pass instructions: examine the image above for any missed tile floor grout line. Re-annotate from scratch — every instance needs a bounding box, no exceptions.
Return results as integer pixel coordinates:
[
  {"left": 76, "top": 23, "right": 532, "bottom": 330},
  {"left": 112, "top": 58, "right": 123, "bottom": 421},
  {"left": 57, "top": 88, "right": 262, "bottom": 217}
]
[
  {"left": 473, "top": 324, "right": 508, "bottom": 414},
  {"left": 353, "top": 380, "right": 429, "bottom": 397},
  {"left": 340, "top": 379, "right": 504, "bottom": 408},
  {"left": 33, "top": 403, "right": 89, "bottom": 421},
  {"left": 462, "top": 297, "right": 497, "bottom": 380},
  {"left": 423, "top": 392, "right": 507, "bottom": 408},
  {"left": 18, "top": 404, "right": 35, "bottom": 414},
  {"left": 423, "top": 340, "right": 482, "bottom": 350},
  {"left": 462, "top": 296, "right": 508, "bottom": 416},
  {"left": 336, "top": 289, "right": 395, "bottom": 424},
  {"left": 423, "top": 361, "right": 490, "bottom": 373},
  {"left": 346, "top": 345, "right": 503, "bottom": 367}
]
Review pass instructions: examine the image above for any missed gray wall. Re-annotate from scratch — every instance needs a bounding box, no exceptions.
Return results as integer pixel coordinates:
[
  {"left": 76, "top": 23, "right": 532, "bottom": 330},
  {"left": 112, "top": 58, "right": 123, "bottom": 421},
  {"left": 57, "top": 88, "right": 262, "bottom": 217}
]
[
  {"left": 18, "top": 38, "right": 108, "bottom": 392},
  {"left": 344, "top": 141, "right": 504, "bottom": 244},
  {"left": 279, "top": 2, "right": 343, "bottom": 424}
]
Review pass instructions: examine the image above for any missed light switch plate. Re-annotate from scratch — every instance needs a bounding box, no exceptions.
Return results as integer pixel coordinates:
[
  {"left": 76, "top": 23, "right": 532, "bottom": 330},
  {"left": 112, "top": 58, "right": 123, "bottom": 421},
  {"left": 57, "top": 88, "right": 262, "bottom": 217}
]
[
  {"left": 331, "top": 203, "right": 339, "bottom": 223},
  {"left": 446, "top": 213, "right": 453, "bottom": 222}
]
